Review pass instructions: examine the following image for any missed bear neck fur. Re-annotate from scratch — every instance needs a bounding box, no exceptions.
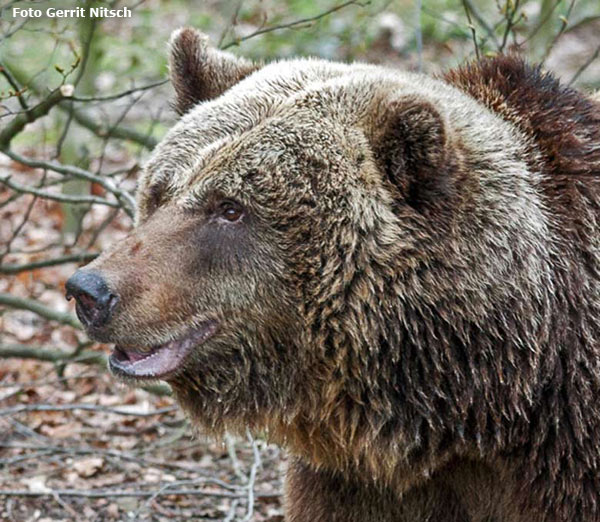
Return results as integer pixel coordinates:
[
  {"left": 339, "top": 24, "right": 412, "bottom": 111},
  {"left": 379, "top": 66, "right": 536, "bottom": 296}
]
[{"left": 286, "top": 57, "right": 600, "bottom": 521}]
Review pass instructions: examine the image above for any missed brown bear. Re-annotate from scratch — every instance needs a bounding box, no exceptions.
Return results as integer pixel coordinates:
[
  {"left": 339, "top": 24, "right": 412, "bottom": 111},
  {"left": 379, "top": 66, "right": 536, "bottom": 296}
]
[{"left": 66, "top": 28, "right": 600, "bottom": 521}]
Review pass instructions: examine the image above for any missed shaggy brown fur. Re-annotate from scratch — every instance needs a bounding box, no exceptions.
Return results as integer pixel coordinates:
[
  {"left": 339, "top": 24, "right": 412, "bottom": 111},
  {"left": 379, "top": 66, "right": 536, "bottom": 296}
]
[
  {"left": 444, "top": 56, "right": 600, "bottom": 521},
  {"left": 69, "top": 30, "right": 600, "bottom": 522}
]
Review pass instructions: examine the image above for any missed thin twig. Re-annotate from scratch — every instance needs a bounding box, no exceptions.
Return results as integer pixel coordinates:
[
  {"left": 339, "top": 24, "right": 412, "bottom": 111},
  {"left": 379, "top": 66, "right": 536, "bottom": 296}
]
[
  {"left": 135, "top": 476, "right": 244, "bottom": 518},
  {"left": 0, "top": 293, "right": 81, "bottom": 329},
  {"left": 540, "top": 0, "right": 576, "bottom": 64},
  {"left": 462, "top": 0, "right": 500, "bottom": 48},
  {"left": 85, "top": 207, "right": 120, "bottom": 249},
  {"left": 221, "top": 0, "right": 369, "bottom": 50},
  {"left": 94, "top": 92, "right": 145, "bottom": 175},
  {"left": 224, "top": 500, "right": 240, "bottom": 522},
  {"left": 0, "top": 252, "right": 98, "bottom": 274},
  {"left": 565, "top": 15, "right": 600, "bottom": 35},
  {"left": 0, "top": 18, "right": 28, "bottom": 40},
  {"left": 0, "top": 444, "right": 206, "bottom": 472},
  {"left": 462, "top": 0, "right": 480, "bottom": 61},
  {"left": 499, "top": 0, "right": 521, "bottom": 53},
  {"left": 1, "top": 148, "right": 136, "bottom": 216},
  {"left": 569, "top": 43, "right": 600, "bottom": 85},
  {"left": 521, "top": 0, "right": 562, "bottom": 45},
  {"left": 70, "top": 79, "right": 168, "bottom": 103},
  {"left": 218, "top": 0, "right": 244, "bottom": 48},
  {"left": 1, "top": 172, "right": 39, "bottom": 262},
  {"left": 0, "top": 488, "right": 279, "bottom": 499},
  {"left": 226, "top": 433, "right": 248, "bottom": 482},
  {"left": 0, "top": 60, "right": 28, "bottom": 110},
  {"left": 0, "top": 174, "right": 120, "bottom": 208},
  {"left": 51, "top": 491, "right": 79, "bottom": 519},
  {"left": 242, "top": 431, "right": 262, "bottom": 522},
  {"left": 67, "top": 105, "right": 158, "bottom": 149},
  {"left": 0, "top": 450, "right": 57, "bottom": 467},
  {"left": 0, "top": 403, "right": 178, "bottom": 418},
  {"left": 0, "top": 88, "right": 68, "bottom": 147},
  {"left": 54, "top": 98, "right": 76, "bottom": 159}
]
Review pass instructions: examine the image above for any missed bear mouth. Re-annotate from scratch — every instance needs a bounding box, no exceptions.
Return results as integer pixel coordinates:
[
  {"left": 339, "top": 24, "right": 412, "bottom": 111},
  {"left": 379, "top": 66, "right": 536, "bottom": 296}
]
[{"left": 108, "top": 320, "right": 218, "bottom": 380}]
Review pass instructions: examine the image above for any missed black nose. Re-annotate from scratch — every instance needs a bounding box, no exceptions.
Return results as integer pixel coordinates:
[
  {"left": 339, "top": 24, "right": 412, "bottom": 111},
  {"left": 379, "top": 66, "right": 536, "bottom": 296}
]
[{"left": 65, "top": 270, "right": 118, "bottom": 329}]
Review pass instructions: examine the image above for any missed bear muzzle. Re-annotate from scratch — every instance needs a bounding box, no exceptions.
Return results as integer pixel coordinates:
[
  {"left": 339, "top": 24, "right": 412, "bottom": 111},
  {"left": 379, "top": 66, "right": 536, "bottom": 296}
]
[
  {"left": 65, "top": 269, "right": 119, "bottom": 330},
  {"left": 66, "top": 267, "right": 220, "bottom": 380},
  {"left": 108, "top": 320, "right": 219, "bottom": 380}
]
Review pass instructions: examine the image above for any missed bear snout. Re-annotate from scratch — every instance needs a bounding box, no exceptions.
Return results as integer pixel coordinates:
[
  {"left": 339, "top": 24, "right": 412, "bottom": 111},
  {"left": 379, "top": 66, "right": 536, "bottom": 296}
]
[{"left": 65, "top": 269, "right": 119, "bottom": 331}]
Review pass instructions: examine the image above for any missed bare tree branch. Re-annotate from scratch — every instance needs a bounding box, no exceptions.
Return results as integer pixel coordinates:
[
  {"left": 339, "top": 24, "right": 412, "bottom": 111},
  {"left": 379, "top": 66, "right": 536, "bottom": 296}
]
[
  {"left": 499, "top": 0, "right": 522, "bottom": 53},
  {"left": 570, "top": 43, "right": 600, "bottom": 85},
  {"left": 0, "top": 88, "right": 69, "bottom": 147},
  {"left": 0, "top": 252, "right": 99, "bottom": 274},
  {"left": 0, "top": 344, "right": 105, "bottom": 365},
  {"left": 70, "top": 79, "right": 168, "bottom": 103},
  {"left": 2, "top": 60, "right": 159, "bottom": 149},
  {"left": 0, "top": 488, "right": 279, "bottom": 499},
  {"left": 1, "top": 172, "right": 40, "bottom": 262},
  {"left": 0, "top": 293, "right": 81, "bottom": 329},
  {"left": 0, "top": 174, "right": 121, "bottom": 208},
  {"left": 0, "top": 344, "right": 172, "bottom": 396},
  {"left": 221, "top": 0, "right": 370, "bottom": 50},
  {"left": 223, "top": 499, "right": 241, "bottom": 522},
  {"left": 0, "top": 443, "right": 199, "bottom": 470},
  {"left": 540, "top": 0, "right": 576, "bottom": 64},
  {"left": 415, "top": 0, "right": 423, "bottom": 72},
  {"left": 66, "top": 103, "right": 159, "bottom": 149},
  {"left": 0, "top": 148, "right": 136, "bottom": 216},
  {"left": 521, "top": 0, "right": 562, "bottom": 45},
  {"left": 462, "top": 0, "right": 481, "bottom": 61},
  {"left": 462, "top": 0, "right": 500, "bottom": 49},
  {"left": 218, "top": 0, "right": 245, "bottom": 48},
  {"left": 242, "top": 431, "right": 262, "bottom": 522},
  {"left": 565, "top": 15, "right": 600, "bottom": 34},
  {"left": 0, "top": 60, "right": 28, "bottom": 110},
  {"left": 0, "top": 403, "right": 178, "bottom": 418}
]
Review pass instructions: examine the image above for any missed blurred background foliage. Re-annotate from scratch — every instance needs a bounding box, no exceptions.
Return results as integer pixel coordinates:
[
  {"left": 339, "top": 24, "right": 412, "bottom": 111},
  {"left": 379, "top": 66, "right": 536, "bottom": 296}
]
[
  {"left": 1, "top": 0, "right": 598, "bottom": 228},
  {"left": 2, "top": 0, "right": 599, "bottom": 152}
]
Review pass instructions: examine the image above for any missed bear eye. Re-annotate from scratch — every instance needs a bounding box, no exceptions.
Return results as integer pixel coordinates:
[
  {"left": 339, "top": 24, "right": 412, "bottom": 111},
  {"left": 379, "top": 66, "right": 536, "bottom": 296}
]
[{"left": 218, "top": 200, "right": 243, "bottom": 222}]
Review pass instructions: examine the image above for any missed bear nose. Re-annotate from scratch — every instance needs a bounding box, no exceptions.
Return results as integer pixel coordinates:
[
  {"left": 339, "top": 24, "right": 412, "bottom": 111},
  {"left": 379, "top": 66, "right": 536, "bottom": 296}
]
[{"left": 65, "top": 270, "right": 118, "bottom": 329}]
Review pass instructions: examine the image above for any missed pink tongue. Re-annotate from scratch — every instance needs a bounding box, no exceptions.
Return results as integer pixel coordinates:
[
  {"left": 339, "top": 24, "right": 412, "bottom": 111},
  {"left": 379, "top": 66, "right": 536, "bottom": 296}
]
[
  {"left": 110, "top": 321, "right": 218, "bottom": 379},
  {"left": 123, "top": 342, "right": 188, "bottom": 377},
  {"left": 126, "top": 350, "right": 153, "bottom": 363}
]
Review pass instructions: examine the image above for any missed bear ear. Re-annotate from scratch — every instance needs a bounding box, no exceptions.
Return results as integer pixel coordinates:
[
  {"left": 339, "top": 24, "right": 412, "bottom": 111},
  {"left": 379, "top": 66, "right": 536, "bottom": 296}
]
[
  {"left": 168, "top": 28, "right": 261, "bottom": 115},
  {"left": 370, "top": 97, "right": 453, "bottom": 209}
]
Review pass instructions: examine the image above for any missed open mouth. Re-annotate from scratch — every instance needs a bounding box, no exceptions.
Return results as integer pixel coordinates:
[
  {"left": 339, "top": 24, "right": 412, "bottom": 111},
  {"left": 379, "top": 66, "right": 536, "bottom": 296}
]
[{"left": 108, "top": 320, "right": 218, "bottom": 380}]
